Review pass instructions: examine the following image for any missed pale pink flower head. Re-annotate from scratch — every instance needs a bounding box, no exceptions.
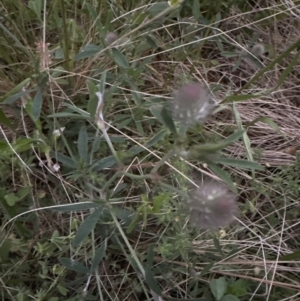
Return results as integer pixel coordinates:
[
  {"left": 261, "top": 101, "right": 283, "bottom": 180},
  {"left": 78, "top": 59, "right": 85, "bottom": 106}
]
[
  {"left": 172, "top": 82, "right": 215, "bottom": 126},
  {"left": 105, "top": 32, "right": 118, "bottom": 45},
  {"left": 188, "top": 180, "right": 238, "bottom": 229}
]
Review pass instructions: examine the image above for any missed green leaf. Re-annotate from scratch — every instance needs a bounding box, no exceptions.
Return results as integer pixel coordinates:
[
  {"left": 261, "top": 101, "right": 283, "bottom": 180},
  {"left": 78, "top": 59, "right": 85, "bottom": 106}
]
[
  {"left": 221, "top": 51, "right": 240, "bottom": 58},
  {"left": 246, "top": 116, "right": 280, "bottom": 132},
  {"left": 78, "top": 126, "right": 88, "bottom": 163},
  {"left": 190, "top": 130, "right": 244, "bottom": 155},
  {"left": 74, "top": 44, "right": 102, "bottom": 60},
  {"left": 222, "top": 93, "right": 261, "bottom": 104},
  {"left": 32, "top": 89, "right": 43, "bottom": 121},
  {"left": 198, "top": 262, "right": 215, "bottom": 277},
  {"left": 0, "top": 239, "right": 11, "bottom": 262},
  {"left": 28, "top": 0, "right": 43, "bottom": 21},
  {"left": 145, "top": 266, "right": 162, "bottom": 295},
  {"left": 221, "top": 295, "right": 240, "bottom": 301},
  {"left": 213, "top": 235, "right": 224, "bottom": 257},
  {"left": 130, "top": 83, "right": 142, "bottom": 106},
  {"left": 52, "top": 152, "right": 76, "bottom": 169},
  {"left": 192, "top": 0, "right": 201, "bottom": 19},
  {"left": 48, "top": 112, "right": 88, "bottom": 119},
  {"left": 52, "top": 203, "right": 100, "bottom": 212},
  {"left": 63, "top": 103, "right": 91, "bottom": 117},
  {"left": 90, "top": 243, "right": 107, "bottom": 272},
  {"left": 59, "top": 257, "right": 90, "bottom": 274},
  {"left": 232, "top": 104, "right": 256, "bottom": 178},
  {"left": 146, "top": 35, "right": 158, "bottom": 49},
  {"left": 73, "top": 208, "right": 103, "bottom": 247},
  {"left": 0, "top": 107, "right": 15, "bottom": 129},
  {"left": 210, "top": 277, "right": 228, "bottom": 301},
  {"left": 91, "top": 136, "right": 101, "bottom": 153},
  {"left": 168, "top": 298, "right": 207, "bottom": 301},
  {"left": 0, "top": 78, "right": 31, "bottom": 103},
  {"left": 227, "top": 279, "right": 247, "bottom": 297},
  {"left": 87, "top": 80, "right": 99, "bottom": 119},
  {"left": 13, "top": 138, "right": 42, "bottom": 153},
  {"left": 146, "top": 245, "right": 155, "bottom": 267},
  {"left": 161, "top": 106, "right": 177, "bottom": 135},
  {"left": 4, "top": 193, "right": 19, "bottom": 206},
  {"left": 128, "top": 129, "right": 168, "bottom": 157},
  {"left": 214, "top": 158, "right": 264, "bottom": 171},
  {"left": 150, "top": 104, "right": 177, "bottom": 135},
  {"left": 147, "top": 129, "right": 168, "bottom": 148},
  {"left": 222, "top": 130, "right": 245, "bottom": 145},
  {"left": 208, "top": 163, "right": 237, "bottom": 193},
  {"left": 91, "top": 156, "right": 117, "bottom": 171},
  {"left": 152, "top": 193, "right": 169, "bottom": 213},
  {"left": 99, "top": 70, "right": 107, "bottom": 93},
  {"left": 148, "top": 2, "right": 169, "bottom": 16},
  {"left": 111, "top": 48, "right": 129, "bottom": 68},
  {"left": 16, "top": 186, "right": 31, "bottom": 200},
  {"left": 276, "top": 50, "right": 300, "bottom": 89},
  {"left": 2, "top": 90, "right": 32, "bottom": 105},
  {"left": 280, "top": 249, "right": 300, "bottom": 261}
]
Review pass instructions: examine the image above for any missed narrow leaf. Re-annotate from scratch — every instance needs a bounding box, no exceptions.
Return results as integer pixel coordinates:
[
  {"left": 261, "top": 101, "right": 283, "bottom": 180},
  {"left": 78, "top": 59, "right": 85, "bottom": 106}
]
[
  {"left": 48, "top": 112, "right": 88, "bottom": 119},
  {"left": 161, "top": 106, "right": 177, "bottom": 135},
  {"left": 128, "top": 129, "right": 168, "bottom": 157},
  {"left": 214, "top": 157, "right": 264, "bottom": 171},
  {"left": 90, "top": 243, "right": 107, "bottom": 272},
  {"left": 208, "top": 163, "right": 237, "bottom": 193},
  {"left": 111, "top": 48, "right": 129, "bottom": 68},
  {"left": 52, "top": 152, "right": 76, "bottom": 168},
  {"left": 32, "top": 89, "right": 43, "bottom": 121},
  {"left": 198, "top": 262, "right": 215, "bottom": 278},
  {"left": 221, "top": 51, "right": 240, "bottom": 58},
  {"left": 3, "top": 90, "right": 32, "bottom": 105},
  {"left": 59, "top": 257, "right": 90, "bottom": 274},
  {"left": 87, "top": 80, "right": 98, "bottom": 119},
  {"left": 276, "top": 50, "right": 300, "bottom": 89},
  {"left": 190, "top": 130, "right": 244, "bottom": 154},
  {"left": 148, "top": 2, "right": 169, "bottom": 16},
  {"left": 73, "top": 208, "right": 103, "bottom": 247},
  {"left": 0, "top": 107, "right": 15, "bottom": 129},
  {"left": 280, "top": 250, "right": 300, "bottom": 261},
  {"left": 91, "top": 156, "right": 117, "bottom": 171},
  {"left": 78, "top": 126, "right": 88, "bottom": 163},
  {"left": 145, "top": 266, "right": 162, "bottom": 295},
  {"left": 74, "top": 44, "right": 102, "bottom": 60},
  {"left": 246, "top": 116, "right": 280, "bottom": 132},
  {"left": 147, "top": 245, "right": 155, "bottom": 267},
  {"left": 150, "top": 104, "right": 177, "bottom": 135},
  {"left": 222, "top": 93, "right": 261, "bottom": 103}
]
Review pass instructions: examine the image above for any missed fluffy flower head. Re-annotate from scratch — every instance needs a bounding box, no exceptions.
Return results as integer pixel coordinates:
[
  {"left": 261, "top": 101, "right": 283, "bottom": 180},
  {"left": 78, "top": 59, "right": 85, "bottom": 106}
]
[
  {"left": 188, "top": 180, "right": 238, "bottom": 229},
  {"left": 172, "top": 82, "right": 215, "bottom": 126}
]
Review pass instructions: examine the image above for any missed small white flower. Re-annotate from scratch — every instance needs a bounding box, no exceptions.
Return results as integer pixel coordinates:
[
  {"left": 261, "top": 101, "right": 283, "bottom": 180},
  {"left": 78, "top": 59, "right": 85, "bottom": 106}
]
[
  {"left": 53, "top": 163, "right": 60, "bottom": 172},
  {"left": 53, "top": 127, "right": 65, "bottom": 138},
  {"left": 168, "top": 0, "right": 184, "bottom": 8}
]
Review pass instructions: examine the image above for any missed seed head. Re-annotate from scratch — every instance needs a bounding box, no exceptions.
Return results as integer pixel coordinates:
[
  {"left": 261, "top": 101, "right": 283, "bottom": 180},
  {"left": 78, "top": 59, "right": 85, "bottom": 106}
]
[
  {"left": 105, "top": 32, "right": 118, "bottom": 46},
  {"left": 188, "top": 180, "right": 238, "bottom": 229},
  {"left": 251, "top": 43, "right": 265, "bottom": 57},
  {"left": 172, "top": 82, "right": 215, "bottom": 126}
]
